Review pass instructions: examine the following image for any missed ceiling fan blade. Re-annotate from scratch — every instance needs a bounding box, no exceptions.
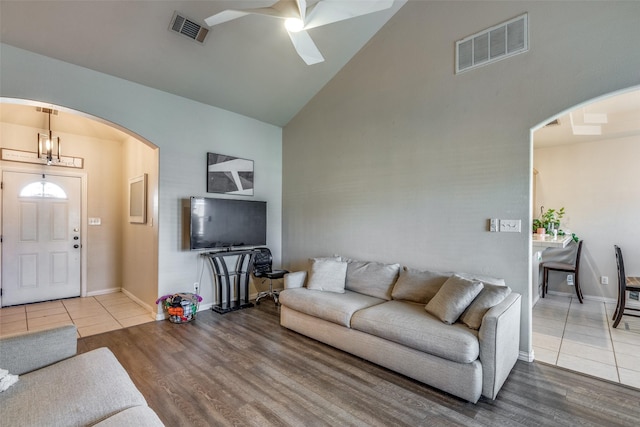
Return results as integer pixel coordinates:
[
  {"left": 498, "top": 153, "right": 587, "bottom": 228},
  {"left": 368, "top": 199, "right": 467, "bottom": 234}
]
[
  {"left": 205, "top": 3, "right": 296, "bottom": 28},
  {"left": 304, "top": 0, "right": 394, "bottom": 30},
  {"left": 205, "top": 10, "right": 250, "bottom": 27},
  {"left": 296, "top": 0, "right": 307, "bottom": 21},
  {"left": 287, "top": 30, "right": 325, "bottom": 65}
]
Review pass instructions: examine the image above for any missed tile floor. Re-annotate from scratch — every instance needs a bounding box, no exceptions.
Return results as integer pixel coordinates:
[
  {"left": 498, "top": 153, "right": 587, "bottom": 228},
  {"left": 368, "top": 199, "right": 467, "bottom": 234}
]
[
  {"left": 533, "top": 293, "right": 640, "bottom": 389},
  {"left": 0, "top": 292, "right": 155, "bottom": 338}
]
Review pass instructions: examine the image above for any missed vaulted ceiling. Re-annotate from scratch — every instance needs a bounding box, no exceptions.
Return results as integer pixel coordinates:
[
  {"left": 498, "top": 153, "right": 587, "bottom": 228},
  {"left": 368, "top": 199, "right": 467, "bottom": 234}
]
[
  {"left": 2, "top": 1, "right": 638, "bottom": 144},
  {"left": 0, "top": 0, "right": 405, "bottom": 127}
]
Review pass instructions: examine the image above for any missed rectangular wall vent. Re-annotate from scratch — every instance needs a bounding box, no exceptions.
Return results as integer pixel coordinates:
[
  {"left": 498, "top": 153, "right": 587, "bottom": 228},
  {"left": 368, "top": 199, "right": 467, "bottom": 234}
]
[
  {"left": 456, "top": 13, "right": 528, "bottom": 74},
  {"left": 170, "top": 11, "right": 209, "bottom": 44}
]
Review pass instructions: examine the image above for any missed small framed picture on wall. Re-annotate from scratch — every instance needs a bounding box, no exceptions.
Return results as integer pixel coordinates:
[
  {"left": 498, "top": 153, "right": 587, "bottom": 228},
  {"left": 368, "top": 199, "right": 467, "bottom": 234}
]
[{"left": 129, "top": 174, "right": 147, "bottom": 223}]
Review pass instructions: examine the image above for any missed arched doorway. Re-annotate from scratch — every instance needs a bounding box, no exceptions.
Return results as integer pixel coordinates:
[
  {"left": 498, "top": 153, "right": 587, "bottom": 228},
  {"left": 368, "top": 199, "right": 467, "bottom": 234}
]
[
  {"left": 530, "top": 86, "right": 640, "bottom": 387},
  {"left": 0, "top": 100, "right": 160, "bottom": 313}
]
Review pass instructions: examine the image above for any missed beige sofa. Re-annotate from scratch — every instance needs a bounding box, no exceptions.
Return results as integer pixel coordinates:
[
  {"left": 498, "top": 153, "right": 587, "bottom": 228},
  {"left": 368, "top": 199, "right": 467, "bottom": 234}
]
[
  {"left": 279, "top": 257, "right": 521, "bottom": 403},
  {"left": 0, "top": 324, "right": 163, "bottom": 426}
]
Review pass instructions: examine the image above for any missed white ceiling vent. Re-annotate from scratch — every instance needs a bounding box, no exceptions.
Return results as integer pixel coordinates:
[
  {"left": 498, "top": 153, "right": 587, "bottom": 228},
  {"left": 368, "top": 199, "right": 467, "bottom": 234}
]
[
  {"left": 456, "top": 13, "right": 528, "bottom": 74},
  {"left": 170, "top": 11, "right": 209, "bottom": 44}
]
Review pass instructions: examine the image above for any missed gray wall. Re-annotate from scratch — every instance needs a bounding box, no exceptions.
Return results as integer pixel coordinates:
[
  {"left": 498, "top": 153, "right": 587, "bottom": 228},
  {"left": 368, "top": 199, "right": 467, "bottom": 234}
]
[
  {"left": 282, "top": 1, "right": 640, "bottom": 357},
  {"left": 0, "top": 44, "right": 283, "bottom": 312}
]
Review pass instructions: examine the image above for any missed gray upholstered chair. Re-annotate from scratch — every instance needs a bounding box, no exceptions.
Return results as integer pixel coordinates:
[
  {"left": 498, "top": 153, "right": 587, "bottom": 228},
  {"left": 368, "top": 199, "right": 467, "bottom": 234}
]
[{"left": 542, "top": 240, "right": 584, "bottom": 303}]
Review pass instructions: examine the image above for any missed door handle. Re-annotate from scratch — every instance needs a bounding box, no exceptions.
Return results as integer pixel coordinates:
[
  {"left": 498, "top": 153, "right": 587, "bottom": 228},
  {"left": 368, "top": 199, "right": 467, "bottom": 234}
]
[{"left": 74, "top": 244, "right": 80, "bottom": 249}]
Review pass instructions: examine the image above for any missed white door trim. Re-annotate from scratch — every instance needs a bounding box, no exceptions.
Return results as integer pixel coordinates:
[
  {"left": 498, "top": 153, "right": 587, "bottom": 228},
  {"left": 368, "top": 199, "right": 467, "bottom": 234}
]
[{"left": 0, "top": 165, "right": 88, "bottom": 305}]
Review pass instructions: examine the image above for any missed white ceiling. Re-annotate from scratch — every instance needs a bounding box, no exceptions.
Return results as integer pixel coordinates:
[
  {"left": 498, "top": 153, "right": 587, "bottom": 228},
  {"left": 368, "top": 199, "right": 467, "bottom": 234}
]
[
  {"left": 0, "top": 0, "right": 405, "bottom": 127},
  {"left": 0, "top": 102, "right": 132, "bottom": 142},
  {"left": 534, "top": 89, "right": 640, "bottom": 148}
]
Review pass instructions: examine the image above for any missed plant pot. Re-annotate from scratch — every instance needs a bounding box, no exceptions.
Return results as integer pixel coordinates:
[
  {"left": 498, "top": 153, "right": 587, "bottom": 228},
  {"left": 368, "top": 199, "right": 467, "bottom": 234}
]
[{"left": 537, "top": 228, "right": 546, "bottom": 235}]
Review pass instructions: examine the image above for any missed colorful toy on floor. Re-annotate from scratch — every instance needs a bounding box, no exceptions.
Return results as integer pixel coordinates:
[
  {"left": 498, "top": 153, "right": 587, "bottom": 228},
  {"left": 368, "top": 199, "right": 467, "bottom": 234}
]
[{"left": 156, "top": 292, "right": 202, "bottom": 323}]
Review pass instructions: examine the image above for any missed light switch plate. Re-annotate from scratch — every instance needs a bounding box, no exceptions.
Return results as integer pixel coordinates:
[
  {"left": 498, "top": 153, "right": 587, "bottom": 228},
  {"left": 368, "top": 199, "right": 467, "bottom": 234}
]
[
  {"left": 88, "top": 217, "right": 101, "bottom": 226},
  {"left": 499, "top": 219, "right": 521, "bottom": 232}
]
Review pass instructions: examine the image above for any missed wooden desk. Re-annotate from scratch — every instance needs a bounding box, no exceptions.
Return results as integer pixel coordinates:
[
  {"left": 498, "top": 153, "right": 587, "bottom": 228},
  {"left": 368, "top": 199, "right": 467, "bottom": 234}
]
[{"left": 532, "top": 234, "right": 573, "bottom": 249}]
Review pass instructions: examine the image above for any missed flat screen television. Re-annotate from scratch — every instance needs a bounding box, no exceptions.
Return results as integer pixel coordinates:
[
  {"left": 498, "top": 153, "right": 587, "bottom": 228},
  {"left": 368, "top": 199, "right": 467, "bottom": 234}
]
[{"left": 189, "top": 197, "right": 267, "bottom": 250}]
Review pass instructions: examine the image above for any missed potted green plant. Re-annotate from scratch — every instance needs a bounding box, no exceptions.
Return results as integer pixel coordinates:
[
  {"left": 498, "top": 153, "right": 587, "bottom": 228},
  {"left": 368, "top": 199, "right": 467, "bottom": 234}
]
[{"left": 532, "top": 207, "right": 565, "bottom": 234}]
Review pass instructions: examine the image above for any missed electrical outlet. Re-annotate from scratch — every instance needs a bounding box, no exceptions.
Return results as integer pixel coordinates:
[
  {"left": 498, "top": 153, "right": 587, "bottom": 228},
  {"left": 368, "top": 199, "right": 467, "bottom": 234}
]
[
  {"left": 567, "top": 274, "right": 574, "bottom": 286},
  {"left": 489, "top": 218, "right": 499, "bottom": 232},
  {"left": 193, "top": 282, "right": 199, "bottom": 293},
  {"left": 600, "top": 276, "right": 608, "bottom": 285},
  {"left": 499, "top": 219, "right": 521, "bottom": 233}
]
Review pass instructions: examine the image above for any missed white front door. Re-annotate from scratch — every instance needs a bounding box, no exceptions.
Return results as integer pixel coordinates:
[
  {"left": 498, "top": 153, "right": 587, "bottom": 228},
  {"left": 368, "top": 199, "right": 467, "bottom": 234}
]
[{"left": 2, "top": 171, "right": 82, "bottom": 306}]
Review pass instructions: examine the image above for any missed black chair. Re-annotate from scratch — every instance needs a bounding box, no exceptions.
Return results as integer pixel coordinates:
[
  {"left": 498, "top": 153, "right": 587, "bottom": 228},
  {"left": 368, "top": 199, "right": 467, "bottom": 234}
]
[
  {"left": 613, "top": 245, "right": 640, "bottom": 328},
  {"left": 542, "top": 240, "right": 584, "bottom": 303},
  {"left": 252, "top": 247, "right": 288, "bottom": 305}
]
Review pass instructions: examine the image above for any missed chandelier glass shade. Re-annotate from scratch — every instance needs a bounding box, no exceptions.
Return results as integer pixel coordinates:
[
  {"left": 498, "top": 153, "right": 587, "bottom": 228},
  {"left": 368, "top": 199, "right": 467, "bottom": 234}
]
[{"left": 37, "top": 109, "right": 61, "bottom": 165}]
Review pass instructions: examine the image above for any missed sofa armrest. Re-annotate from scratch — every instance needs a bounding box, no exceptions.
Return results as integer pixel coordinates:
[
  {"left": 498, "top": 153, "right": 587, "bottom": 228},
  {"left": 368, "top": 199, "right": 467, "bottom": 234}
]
[
  {"left": 284, "top": 271, "right": 307, "bottom": 289},
  {"left": 478, "top": 292, "right": 521, "bottom": 400},
  {"left": 0, "top": 324, "right": 77, "bottom": 375}
]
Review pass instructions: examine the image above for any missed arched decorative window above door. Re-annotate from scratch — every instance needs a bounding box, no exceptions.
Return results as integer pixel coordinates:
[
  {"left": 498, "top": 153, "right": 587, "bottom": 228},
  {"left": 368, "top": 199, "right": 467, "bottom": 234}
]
[{"left": 19, "top": 181, "right": 67, "bottom": 199}]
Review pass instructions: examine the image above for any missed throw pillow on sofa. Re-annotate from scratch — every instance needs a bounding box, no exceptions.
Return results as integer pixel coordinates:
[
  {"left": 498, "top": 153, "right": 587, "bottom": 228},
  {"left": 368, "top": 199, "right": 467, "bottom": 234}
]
[
  {"left": 459, "top": 284, "right": 512, "bottom": 330},
  {"left": 343, "top": 259, "right": 400, "bottom": 300},
  {"left": 284, "top": 271, "right": 307, "bottom": 289},
  {"left": 307, "top": 258, "right": 348, "bottom": 293},
  {"left": 391, "top": 267, "right": 450, "bottom": 304},
  {"left": 455, "top": 272, "right": 506, "bottom": 287},
  {"left": 425, "top": 275, "right": 484, "bottom": 324}
]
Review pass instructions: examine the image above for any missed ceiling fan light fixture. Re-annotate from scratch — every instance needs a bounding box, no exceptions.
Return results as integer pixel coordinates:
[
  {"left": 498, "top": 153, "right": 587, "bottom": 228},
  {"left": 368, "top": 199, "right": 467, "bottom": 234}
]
[{"left": 284, "top": 18, "right": 304, "bottom": 32}]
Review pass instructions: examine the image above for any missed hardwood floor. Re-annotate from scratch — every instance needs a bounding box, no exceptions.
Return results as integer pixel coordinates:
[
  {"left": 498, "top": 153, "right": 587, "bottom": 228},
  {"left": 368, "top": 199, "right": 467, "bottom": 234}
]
[{"left": 78, "top": 302, "right": 640, "bottom": 426}]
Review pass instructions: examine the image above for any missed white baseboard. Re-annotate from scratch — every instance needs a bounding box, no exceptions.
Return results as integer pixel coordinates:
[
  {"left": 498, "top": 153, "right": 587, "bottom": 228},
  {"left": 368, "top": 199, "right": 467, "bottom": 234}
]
[
  {"left": 120, "top": 288, "right": 158, "bottom": 321},
  {"left": 519, "top": 350, "right": 534, "bottom": 362},
  {"left": 86, "top": 287, "right": 121, "bottom": 297},
  {"left": 546, "top": 290, "right": 617, "bottom": 305},
  {"left": 203, "top": 288, "right": 284, "bottom": 311}
]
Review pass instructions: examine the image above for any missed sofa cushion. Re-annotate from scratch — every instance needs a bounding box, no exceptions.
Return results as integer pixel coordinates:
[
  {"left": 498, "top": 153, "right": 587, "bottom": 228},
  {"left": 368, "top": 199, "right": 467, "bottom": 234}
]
[
  {"left": 460, "top": 284, "right": 512, "bottom": 330},
  {"left": 0, "top": 324, "right": 77, "bottom": 375},
  {"left": 93, "top": 406, "right": 164, "bottom": 426},
  {"left": 0, "top": 347, "right": 149, "bottom": 426},
  {"left": 351, "top": 300, "right": 480, "bottom": 364},
  {"left": 307, "top": 258, "right": 348, "bottom": 293},
  {"left": 455, "top": 272, "right": 506, "bottom": 287},
  {"left": 425, "top": 275, "right": 484, "bottom": 324},
  {"left": 344, "top": 259, "right": 400, "bottom": 300},
  {"left": 391, "top": 267, "right": 449, "bottom": 304},
  {"left": 279, "top": 288, "right": 385, "bottom": 327}
]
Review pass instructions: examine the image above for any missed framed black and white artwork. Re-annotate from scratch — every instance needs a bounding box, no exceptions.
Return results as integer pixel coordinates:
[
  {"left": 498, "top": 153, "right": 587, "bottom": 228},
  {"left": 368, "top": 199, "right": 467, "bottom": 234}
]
[{"left": 206, "top": 152, "right": 254, "bottom": 196}]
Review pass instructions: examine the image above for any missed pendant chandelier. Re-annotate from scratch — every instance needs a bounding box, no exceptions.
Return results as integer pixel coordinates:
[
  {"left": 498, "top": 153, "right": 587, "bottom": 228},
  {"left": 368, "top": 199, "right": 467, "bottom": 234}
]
[{"left": 37, "top": 108, "right": 61, "bottom": 165}]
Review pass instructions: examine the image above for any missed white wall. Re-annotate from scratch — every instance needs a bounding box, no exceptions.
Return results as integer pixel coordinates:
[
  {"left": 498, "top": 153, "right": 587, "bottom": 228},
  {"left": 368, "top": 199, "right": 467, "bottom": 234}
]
[
  {"left": 0, "top": 44, "right": 283, "bottom": 311},
  {"left": 283, "top": 1, "right": 640, "bottom": 357},
  {"left": 534, "top": 134, "right": 640, "bottom": 300},
  {"left": 122, "top": 136, "right": 159, "bottom": 306}
]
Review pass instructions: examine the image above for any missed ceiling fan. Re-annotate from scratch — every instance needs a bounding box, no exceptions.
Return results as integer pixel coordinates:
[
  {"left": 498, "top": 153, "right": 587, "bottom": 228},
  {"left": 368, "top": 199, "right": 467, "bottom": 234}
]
[{"left": 205, "top": 0, "right": 394, "bottom": 65}]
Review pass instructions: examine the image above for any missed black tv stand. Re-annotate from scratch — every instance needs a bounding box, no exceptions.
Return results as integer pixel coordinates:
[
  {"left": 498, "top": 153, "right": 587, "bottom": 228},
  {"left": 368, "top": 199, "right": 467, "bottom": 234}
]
[{"left": 202, "top": 249, "right": 258, "bottom": 314}]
